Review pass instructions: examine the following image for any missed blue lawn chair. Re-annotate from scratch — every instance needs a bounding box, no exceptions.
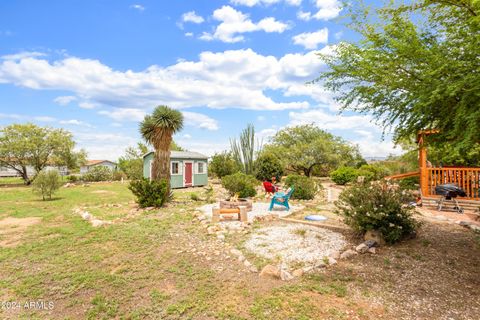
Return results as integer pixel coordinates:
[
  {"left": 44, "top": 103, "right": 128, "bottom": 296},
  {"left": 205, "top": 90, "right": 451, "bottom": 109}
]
[{"left": 269, "top": 187, "right": 294, "bottom": 211}]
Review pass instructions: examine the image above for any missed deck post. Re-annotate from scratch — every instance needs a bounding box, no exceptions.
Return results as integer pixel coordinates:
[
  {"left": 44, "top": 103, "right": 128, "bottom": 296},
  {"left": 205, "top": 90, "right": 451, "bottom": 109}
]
[{"left": 418, "top": 133, "right": 429, "bottom": 196}]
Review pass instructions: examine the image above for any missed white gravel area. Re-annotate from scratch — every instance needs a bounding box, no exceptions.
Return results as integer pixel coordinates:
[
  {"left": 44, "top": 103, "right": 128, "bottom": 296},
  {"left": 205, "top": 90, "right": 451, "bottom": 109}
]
[
  {"left": 244, "top": 223, "right": 346, "bottom": 266},
  {"left": 198, "top": 202, "right": 302, "bottom": 223}
]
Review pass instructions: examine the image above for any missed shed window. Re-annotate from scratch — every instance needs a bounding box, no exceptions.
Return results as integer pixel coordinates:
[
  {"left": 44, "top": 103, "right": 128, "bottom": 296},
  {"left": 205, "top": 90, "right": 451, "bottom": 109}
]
[
  {"left": 196, "top": 162, "right": 206, "bottom": 174},
  {"left": 171, "top": 161, "right": 182, "bottom": 175}
]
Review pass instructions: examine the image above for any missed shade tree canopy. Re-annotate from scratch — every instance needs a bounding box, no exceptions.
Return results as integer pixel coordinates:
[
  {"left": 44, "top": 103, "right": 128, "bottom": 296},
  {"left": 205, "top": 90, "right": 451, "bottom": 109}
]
[{"left": 317, "top": 0, "right": 480, "bottom": 153}]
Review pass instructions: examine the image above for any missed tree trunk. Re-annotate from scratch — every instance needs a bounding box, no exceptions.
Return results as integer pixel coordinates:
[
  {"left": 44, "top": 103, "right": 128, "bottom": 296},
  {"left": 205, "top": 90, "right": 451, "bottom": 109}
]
[{"left": 152, "top": 131, "right": 173, "bottom": 197}]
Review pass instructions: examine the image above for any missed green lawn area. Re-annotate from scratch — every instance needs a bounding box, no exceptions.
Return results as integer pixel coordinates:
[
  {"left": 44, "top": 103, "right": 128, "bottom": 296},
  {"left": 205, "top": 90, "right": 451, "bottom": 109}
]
[
  {"left": 0, "top": 182, "right": 478, "bottom": 319},
  {"left": 0, "top": 176, "right": 25, "bottom": 185}
]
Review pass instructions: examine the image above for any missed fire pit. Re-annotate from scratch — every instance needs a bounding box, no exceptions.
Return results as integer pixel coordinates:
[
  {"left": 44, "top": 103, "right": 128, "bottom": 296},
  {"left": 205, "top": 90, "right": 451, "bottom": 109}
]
[{"left": 219, "top": 198, "right": 253, "bottom": 212}]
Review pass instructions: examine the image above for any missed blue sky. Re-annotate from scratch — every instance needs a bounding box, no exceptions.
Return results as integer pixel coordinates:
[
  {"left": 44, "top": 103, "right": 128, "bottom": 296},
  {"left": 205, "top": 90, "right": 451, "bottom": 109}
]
[{"left": 0, "top": 0, "right": 400, "bottom": 160}]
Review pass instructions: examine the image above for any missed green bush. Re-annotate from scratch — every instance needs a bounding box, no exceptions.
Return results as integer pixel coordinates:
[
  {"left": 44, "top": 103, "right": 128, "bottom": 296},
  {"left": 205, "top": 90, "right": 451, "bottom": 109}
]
[
  {"left": 255, "top": 153, "right": 284, "bottom": 181},
  {"left": 66, "top": 175, "right": 78, "bottom": 182},
  {"left": 398, "top": 176, "right": 420, "bottom": 190},
  {"left": 83, "top": 166, "right": 113, "bottom": 182},
  {"left": 32, "top": 170, "right": 62, "bottom": 200},
  {"left": 358, "top": 164, "right": 392, "bottom": 180},
  {"left": 335, "top": 181, "right": 419, "bottom": 244},
  {"left": 128, "top": 178, "right": 169, "bottom": 208},
  {"left": 285, "top": 175, "right": 317, "bottom": 200},
  {"left": 330, "top": 167, "right": 358, "bottom": 185},
  {"left": 112, "top": 170, "right": 127, "bottom": 181},
  {"left": 209, "top": 152, "right": 240, "bottom": 178},
  {"left": 221, "top": 172, "right": 257, "bottom": 198}
]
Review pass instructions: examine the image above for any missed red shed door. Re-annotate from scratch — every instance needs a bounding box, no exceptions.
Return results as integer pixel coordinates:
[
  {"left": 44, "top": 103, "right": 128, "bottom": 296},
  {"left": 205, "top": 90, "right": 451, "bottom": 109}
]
[{"left": 184, "top": 162, "right": 193, "bottom": 187}]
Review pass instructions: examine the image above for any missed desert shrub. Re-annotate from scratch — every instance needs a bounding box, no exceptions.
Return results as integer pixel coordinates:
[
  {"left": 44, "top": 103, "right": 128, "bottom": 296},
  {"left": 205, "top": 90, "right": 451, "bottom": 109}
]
[
  {"left": 358, "top": 164, "right": 392, "bottom": 180},
  {"left": 221, "top": 172, "right": 257, "bottom": 198},
  {"left": 32, "top": 169, "right": 62, "bottom": 200},
  {"left": 190, "top": 193, "right": 200, "bottom": 201},
  {"left": 128, "top": 178, "right": 169, "bottom": 208},
  {"left": 284, "top": 174, "right": 318, "bottom": 200},
  {"left": 209, "top": 152, "right": 240, "bottom": 178},
  {"left": 66, "top": 175, "right": 78, "bottom": 182},
  {"left": 112, "top": 170, "right": 127, "bottom": 181},
  {"left": 255, "top": 152, "right": 283, "bottom": 181},
  {"left": 330, "top": 167, "right": 358, "bottom": 185},
  {"left": 83, "top": 166, "right": 112, "bottom": 182},
  {"left": 398, "top": 176, "right": 420, "bottom": 190},
  {"left": 335, "top": 181, "right": 418, "bottom": 244}
]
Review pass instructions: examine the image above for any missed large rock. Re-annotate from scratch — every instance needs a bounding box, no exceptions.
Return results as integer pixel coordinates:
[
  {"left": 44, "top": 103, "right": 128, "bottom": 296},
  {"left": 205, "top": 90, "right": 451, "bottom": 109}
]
[
  {"left": 364, "top": 230, "right": 385, "bottom": 246},
  {"left": 280, "top": 269, "right": 294, "bottom": 281},
  {"left": 259, "top": 264, "right": 280, "bottom": 279},
  {"left": 340, "top": 249, "right": 358, "bottom": 260},
  {"left": 292, "top": 269, "right": 304, "bottom": 278},
  {"left": 355, "top": 243, "right": 369, "bottom": 254}
]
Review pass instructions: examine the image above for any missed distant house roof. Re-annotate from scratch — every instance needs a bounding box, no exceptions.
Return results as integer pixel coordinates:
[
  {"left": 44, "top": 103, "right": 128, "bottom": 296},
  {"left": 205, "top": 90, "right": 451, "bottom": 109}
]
[
  {"left": 83, "top": 160, "right": 117, "bottom": 167},
  {"left": 143, "top": 151, "right": 208, "bottom": 160}
]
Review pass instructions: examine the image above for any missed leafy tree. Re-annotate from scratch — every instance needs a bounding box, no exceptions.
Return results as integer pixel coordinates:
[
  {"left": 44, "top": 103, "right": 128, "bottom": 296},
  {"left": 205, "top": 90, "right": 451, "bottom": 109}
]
[
  {"left": 82, "top": 166, "right": 113, "bottom": 182},
  {"left": 32, "top": 169, "right": 62, "bottom": 200},
  {"left": 221, "top": 172, "right": 257, "bottom": 198},
  {"left": 317, "top": 0, "right": 480, "bottom": 152},
  {"left": 0, "top": 123, "right": 82, "bottom": 184},
  {"left": 170, "top": 140, "right": 184, "bottom": 151},
  {"left": 265, "top": 124, "right": 364, "bottom": 177},
  {"left": 118, "top": 142, "right": 149, "bottom": 180},
  {"left": 230, "top": 124, "right": 261, "bottom": 175},
  {"left": 209, "top": 152, "right": 240, "bottom": 178},
  {"left": 140, "top": 106, "right": 183, "bottom": 196},
  {"left": 284, "top": 175, "right": 318, "bottom": 200},
  {"left": 255, "top": 152, "right": 283, "bottom": 181}
]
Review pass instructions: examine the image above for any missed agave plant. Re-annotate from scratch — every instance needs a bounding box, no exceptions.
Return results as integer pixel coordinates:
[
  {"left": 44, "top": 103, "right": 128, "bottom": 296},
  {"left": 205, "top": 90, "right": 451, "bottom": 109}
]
[{"left": 140, "top": 105, "right": 183, "bottom": 194}]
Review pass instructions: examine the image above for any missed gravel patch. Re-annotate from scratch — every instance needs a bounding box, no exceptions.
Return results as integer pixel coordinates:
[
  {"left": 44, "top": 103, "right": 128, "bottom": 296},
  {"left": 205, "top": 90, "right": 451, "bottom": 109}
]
[
  {"left": 198, "top": 202, "right": 303, "bottom": 223},
  {"left": 244, "top": 223, "right": 346, "bottom": 266}
]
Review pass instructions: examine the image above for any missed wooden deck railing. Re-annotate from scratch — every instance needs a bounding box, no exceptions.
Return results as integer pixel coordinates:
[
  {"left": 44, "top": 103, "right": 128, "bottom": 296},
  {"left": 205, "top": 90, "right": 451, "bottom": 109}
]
[{"left": 425, "top": 167, "right": 480, "bottom": 200}]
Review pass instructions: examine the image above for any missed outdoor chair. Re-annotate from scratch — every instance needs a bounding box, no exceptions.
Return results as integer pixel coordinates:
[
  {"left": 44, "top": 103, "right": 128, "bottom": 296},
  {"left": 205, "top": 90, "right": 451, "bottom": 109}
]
[
  {"left": 269, "top": 187, "right": 294, "bottom": 211},
  {"left": 263, "top": 181, "right": 276, "bottom": 196}
]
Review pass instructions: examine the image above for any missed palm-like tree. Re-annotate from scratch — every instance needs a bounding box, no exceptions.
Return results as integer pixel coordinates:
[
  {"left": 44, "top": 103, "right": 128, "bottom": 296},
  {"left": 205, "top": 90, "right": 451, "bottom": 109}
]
[{"left": 140, "top": 105, "right": 183, "bottom": 192}]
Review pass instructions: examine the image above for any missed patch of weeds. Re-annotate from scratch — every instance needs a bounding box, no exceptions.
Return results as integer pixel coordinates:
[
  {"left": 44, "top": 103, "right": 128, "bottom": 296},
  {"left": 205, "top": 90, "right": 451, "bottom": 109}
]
[
  {"left": 190, "top": 193, "right": 200, "bottom": 201},
  {"left": 293, "top": 229, "right": 307, "bottom": 237},
  {"left": 383, "top": 258, "right": 391, "bottom": 265},
  {"left": 421, "top": 239, "right": 431, "bottom": 247},
  {"left": 328, "top": 307, "right": 347, "bottom": 319},
  {"left": 323, "top": 256, "right": 329, "bottom": 265},
  {"left": 150, "top": 289, "right": 170, "bottom": 303},
  {"left": 250, "top": 296, "right": 283, "bottom": 320},
  {"left": 316, "top": 234, "right": 325, "bottom": 241},
  {"left": 87, "top": 293, "right": 118, "bottom": 320},
  {"left": 329, "top": 282, "right": 347, "bottom": 297},
  {"left": 413, "top": 254, "right": 424, "bottom": 261},
  {"left": 166, "top": 300, "right": 194, "bottom": 316}
]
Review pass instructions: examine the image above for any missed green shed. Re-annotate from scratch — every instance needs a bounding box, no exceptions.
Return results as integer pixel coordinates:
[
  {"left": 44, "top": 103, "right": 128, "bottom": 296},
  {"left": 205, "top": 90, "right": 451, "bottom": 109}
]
[{"left": 143, "top": 151, "right": 208, "bottom": 189}]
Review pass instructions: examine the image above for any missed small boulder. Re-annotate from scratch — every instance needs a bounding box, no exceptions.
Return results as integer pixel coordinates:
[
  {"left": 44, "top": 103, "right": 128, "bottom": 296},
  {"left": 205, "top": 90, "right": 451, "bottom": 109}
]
[
  {"left": 230, "top": 248, "right": 243, "bottom": 256},
  {"left": 217, "top": 234, "right": 225, "bottom": 241},
  {"left": 330, "top": 251, "right": 341, "bottom": 260},
  {"left": 292, "top": 269, "right": 304, "bottom": 278},
  {"left": 81, "top": 211, "right": 91, "bottom": 220},
  {"left": 340, "top": 249, "right": 358, "bottom": 260},
  {"left": 238, "top": 255, "right": 246, "bottom": 262},
  {"left": 355, "top": 243, "right": 369, "bottom": 254},
  {"left": 259, "top": 264, "right": 280, "bottom": 279},
  {"left": 302, "top": 266, "right": 314, "bottom": 274},
  {"left": 250, "top": 266, "right": 259, "bottom": 273},
  {"left": 280, "top": 269, "right": 294, "bottom": 281},
  {"left": 367, "top": 247, "right": 376, "bottom": 254},
  {"left": 243, "top": 260, "right": 252, "bottom": 268},
  {"left": 91, "top": 219, "right": 104, "bottom": 227},
  {"left": 364, "top": 230, "right": 385, "bottom": 246},
  {"left": 326, "top": 257, "right": 337, "bottom": 265}
]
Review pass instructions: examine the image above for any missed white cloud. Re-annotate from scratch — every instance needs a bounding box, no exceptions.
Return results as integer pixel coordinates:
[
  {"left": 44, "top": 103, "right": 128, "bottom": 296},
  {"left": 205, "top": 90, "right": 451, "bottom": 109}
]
[
  {"left": 292, "top": 28, "right": 329, "bottom": 49},
  {"left": 98, "top": 108, "right": 146, "bottom": 121},
  {"left": 1, "top": 51, "right": 46, "bottom": 61},
  {"left": 130, "top": 4, "right": 145, "bottom": 11},
  {"left": 0, "top": 48, "right": 325, "bottom": 111},
  {"left": 202, "top": 6, "right": 289, "bottom": 43},
  {"left": 288, "top": 109, "right": 377, "bottom": 131},
  {"left": 182, "top": 11, "right": 204, "bottom": 24},
  {"left": 297, "top": 0, "right": 341, "bottom": 21},
  {"left": 231, "top": 0, "right": 301, "bottom": 6},
  {"left": 54, "top": 95, "right": 77, "bottom": 106},
  {"left": 185, "top": 32, "right": 194, "bottom": 37},
  {"left": 183, "top": 134, "right": 192, "bottom": 139},
  {"left": 183, "top": 111, "right": 219, "bottom": 131},
  {"left": 74, "top": 132, "right": 138, "bottom": 161},
  {"left": 34, "top": 116, "right": 56, "bottom": 122},
  {"left": 59, "top": 119, "right": 92, "bottom": 127},
  {"left": 78, "top": 102, "right": 97, "bottom": 109}
]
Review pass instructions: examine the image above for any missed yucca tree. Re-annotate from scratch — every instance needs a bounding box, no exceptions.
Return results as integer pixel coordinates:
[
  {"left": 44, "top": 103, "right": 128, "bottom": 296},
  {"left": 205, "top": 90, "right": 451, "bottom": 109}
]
[{"left": 140, "top": 106, "right": 183, "bottom": 192}]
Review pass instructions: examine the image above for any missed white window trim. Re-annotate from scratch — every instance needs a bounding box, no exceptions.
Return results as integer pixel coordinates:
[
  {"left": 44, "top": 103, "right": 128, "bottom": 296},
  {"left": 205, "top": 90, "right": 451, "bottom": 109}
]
[
  {"left": 195, "top": 161, "right": 207, "bottom": 174},
  {"left": 171, "top": 161, "right": 182, "bottom": 175}
]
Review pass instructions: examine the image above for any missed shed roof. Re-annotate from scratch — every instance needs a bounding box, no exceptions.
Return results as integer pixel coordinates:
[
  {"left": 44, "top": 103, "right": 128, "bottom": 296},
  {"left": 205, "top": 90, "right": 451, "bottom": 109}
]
[
  {"left": 143, "top": 151, "right": 208, "bottom": 160},
  {"left": 84, "top": 160, "right": 117, "bottom": 166}
]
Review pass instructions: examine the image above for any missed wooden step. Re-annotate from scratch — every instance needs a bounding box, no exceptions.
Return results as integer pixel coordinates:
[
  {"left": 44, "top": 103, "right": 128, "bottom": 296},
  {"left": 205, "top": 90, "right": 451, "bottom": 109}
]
[{"left": 421, "top": 197, "right": 480, "bottom": 213}]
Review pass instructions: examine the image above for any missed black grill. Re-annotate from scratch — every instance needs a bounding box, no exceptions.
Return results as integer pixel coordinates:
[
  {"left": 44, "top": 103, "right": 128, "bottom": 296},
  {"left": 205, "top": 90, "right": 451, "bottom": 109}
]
[{"left": 434, "top": 184, "right": 467, "bottom": 199}]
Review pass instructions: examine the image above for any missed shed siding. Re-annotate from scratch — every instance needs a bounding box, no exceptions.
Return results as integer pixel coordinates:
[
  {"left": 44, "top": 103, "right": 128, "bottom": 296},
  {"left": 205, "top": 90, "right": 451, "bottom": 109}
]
[{"left": 143, "top": 153, "right": 208, "bottom": 189}]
